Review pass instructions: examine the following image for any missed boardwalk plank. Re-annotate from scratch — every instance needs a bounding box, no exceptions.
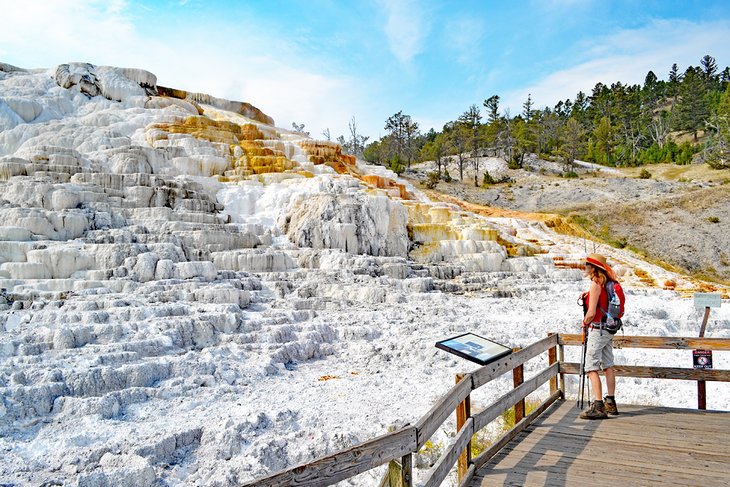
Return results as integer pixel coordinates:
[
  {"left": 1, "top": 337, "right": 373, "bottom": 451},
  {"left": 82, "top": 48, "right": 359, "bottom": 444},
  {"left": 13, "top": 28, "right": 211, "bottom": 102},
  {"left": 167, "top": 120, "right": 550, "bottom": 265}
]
[
  {"left": 473, "top": 457, "right": 707, "bottom": 487},
  {"left": 524, "top": 423, "right": 730, "bottom": 455},
  {"left": 504, "top": 434, "right": 730, "bottom": 477},
  {"left": 470, "top": 400, "right": 730, "bottom": 487}
]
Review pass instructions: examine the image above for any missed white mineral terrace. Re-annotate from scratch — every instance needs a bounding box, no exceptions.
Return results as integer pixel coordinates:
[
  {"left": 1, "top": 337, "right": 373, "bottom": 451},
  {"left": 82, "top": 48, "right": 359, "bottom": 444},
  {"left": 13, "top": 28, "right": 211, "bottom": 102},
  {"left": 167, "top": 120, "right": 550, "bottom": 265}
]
[{"left": 0, "top": 62, "right": 728, "bottom": 487}]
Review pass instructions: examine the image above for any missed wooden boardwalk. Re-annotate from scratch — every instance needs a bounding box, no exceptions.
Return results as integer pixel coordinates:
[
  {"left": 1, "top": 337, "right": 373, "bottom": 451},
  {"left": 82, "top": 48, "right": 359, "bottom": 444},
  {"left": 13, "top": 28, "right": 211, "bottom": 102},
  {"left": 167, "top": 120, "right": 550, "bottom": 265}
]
[{"left": 470, "top": 399, "right": 730, "bottom": 487}]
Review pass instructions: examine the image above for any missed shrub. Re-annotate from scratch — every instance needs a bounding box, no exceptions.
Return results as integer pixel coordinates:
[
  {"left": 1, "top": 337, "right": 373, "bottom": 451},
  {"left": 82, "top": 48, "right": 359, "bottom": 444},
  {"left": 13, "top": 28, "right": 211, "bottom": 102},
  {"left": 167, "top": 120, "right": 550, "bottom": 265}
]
[
  {"left": 638, "top": 168, "right": 652, "bottom": 179},
  {"left": 708, "top": 216, "right": 720, "bottom": 223},
  {"left": 507, "top": 157, "right": 522, "bottom": 170},
  {"left": 443, "top": 169, "right": 452, "bottom": 183},
  {"left": 416, "top": 439, "right": 444, "bottom": 468},
  {"left": 675, "top": 142, "right": 698, "bottom": 165},
  {"left": 562, "top": 171, "right": 579, "bottom": 178},
  {"left": 389, "top": 154, "right": 404, "bottom": 175},
  {"left": 422, "top": 171, "right": 440, "bottom": 189},
  {"left": 482, "top": 171, "right": 496, "bottom": 185}
]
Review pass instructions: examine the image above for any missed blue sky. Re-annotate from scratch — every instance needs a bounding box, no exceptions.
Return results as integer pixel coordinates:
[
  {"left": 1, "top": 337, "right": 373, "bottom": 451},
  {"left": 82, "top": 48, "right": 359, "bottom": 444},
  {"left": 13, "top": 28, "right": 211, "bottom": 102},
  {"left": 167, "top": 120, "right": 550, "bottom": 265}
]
[{"left": 1, "top": 0, "right": 729, "bottom": 140}]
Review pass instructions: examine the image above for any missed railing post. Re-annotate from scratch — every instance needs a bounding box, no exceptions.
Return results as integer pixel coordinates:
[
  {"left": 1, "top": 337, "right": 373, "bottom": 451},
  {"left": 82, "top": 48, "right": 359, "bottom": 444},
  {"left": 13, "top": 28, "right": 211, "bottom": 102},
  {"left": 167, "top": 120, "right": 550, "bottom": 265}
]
[
  {"left": 455, "top": 373, "right": 472, "bottom": 482},
  {"left": 548, "top": 333, "right": 558, "bottom": 396},
  {"left": 512, "top": 348, "right": 525, "bottom": 422},
  {"left": 698, "top": 307, "right": 711, "bottom": 410},
  {"left": 401, "top": 453, "right": 412, "bottom": 487},
  {"left": 558, "top": 341, "right": 565, "bottom": 396}
]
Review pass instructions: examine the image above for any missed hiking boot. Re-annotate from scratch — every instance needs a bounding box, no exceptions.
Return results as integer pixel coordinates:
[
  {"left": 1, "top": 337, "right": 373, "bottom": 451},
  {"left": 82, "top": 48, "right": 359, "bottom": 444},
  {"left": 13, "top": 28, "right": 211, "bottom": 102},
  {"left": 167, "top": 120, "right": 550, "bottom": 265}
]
[
  {"left": 580, "top": 400, "right": 608, "bottom": 420},
  {"left": 604, "top": 396, "right": 619, "bottom": 415}
]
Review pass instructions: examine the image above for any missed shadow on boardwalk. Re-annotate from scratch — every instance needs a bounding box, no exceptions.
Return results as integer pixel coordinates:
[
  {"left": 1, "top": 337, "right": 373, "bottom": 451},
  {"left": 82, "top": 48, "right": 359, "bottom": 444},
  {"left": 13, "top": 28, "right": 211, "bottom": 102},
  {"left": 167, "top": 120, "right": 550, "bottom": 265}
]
[
  {"left": 471, "top": 401, "right": 730, "bottom": 487},
  {"left": 473, "top": 401, "right": 598, "bottom": 487}
]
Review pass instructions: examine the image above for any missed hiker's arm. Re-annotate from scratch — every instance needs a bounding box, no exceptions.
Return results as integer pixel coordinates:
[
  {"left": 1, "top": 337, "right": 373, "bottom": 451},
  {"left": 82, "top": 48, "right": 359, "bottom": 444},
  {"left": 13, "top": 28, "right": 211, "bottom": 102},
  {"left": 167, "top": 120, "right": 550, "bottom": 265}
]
[{"left": 583, "top": 281, "right": 601, "bottom": 325}]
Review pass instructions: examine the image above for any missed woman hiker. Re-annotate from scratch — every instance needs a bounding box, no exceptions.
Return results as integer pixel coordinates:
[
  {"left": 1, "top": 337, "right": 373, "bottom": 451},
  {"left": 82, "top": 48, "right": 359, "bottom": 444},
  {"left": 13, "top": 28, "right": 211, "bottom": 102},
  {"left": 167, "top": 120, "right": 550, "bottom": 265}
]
[{"left": 580, "top": 253, "right": 620, "bottom": 420}]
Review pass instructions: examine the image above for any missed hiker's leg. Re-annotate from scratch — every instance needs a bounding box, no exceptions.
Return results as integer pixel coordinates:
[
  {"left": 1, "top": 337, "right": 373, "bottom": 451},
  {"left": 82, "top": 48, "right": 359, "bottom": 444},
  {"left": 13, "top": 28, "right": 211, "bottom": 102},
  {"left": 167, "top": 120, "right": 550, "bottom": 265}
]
[
  {"left": 588, "top": 370, "right": 602, "bottom": 400},
  {"left": 605, "top": 367, "right": 615, "bottom": 396},
  {"left": 602, "top": 337, "right": 616, "bottom": 396},
  {"left": 585, "top": 331, "right": 612, "bottom": 402}
]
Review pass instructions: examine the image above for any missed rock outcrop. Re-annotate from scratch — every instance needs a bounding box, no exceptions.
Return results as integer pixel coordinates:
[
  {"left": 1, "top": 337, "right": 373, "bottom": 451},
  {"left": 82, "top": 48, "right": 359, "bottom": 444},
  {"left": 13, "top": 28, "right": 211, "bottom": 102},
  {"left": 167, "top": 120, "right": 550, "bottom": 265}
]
[{"left": 2, "top": 61, "right": 679, "bottom": 487}]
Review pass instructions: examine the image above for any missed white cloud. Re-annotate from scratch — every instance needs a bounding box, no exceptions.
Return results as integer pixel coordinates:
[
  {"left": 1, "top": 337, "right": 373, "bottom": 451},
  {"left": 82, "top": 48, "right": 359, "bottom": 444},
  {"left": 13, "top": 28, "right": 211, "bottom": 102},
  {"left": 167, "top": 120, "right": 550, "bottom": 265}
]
[
  {"left": 443, "top": 17, "right": 486, "bottom": 65},
  {"left": 377, "top": 0, "right": 430, "bottom": 64},
  {"left": 0, "top": 0, "right": 372, "bottom": 139},
  {"left": 0, "top": 0, "right": 137, "bottom": 67},
  {"left": 501, "top": 19, "right": 730, "bottom": 112}
]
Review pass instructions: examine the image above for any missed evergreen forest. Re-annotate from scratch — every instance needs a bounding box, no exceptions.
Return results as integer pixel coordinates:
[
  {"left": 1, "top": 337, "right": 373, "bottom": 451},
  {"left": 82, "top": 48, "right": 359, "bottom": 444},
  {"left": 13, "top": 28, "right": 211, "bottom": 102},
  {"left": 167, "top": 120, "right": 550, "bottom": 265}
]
[{"left": 351, "top": 55, "right": 730, "bottom": 182}]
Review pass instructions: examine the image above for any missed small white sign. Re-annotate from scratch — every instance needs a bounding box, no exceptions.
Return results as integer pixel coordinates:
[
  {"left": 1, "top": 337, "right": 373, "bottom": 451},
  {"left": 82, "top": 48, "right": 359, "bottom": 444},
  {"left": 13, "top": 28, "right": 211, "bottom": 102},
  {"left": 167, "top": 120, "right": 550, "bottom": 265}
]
[{"left": 694, "top": 292, "right": 722, "bottom": 309}]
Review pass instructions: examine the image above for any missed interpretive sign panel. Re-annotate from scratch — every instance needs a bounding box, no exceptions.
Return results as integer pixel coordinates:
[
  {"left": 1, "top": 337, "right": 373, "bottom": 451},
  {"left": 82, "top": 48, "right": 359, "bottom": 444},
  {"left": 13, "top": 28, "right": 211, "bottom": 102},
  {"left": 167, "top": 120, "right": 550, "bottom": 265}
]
[
  {"left": 435, "top": 333, "right": 512, "bottom": 366},
  {"left": 693, "top": 350, "right": 713, "bottom": 369},
  {"left": 693, "top": 293, "right": 722, "bottom": 309}
]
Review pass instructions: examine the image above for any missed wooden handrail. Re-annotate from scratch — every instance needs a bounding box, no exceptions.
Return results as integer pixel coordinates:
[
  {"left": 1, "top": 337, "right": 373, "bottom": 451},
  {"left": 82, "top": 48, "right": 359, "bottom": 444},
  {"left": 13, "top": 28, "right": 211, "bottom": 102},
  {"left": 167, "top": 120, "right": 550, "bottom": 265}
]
[
  {"left": 559, "top": 334, "right": 730, "bottom": 350},
  {"left": 560, "top": 362, "right": 730, "bottom": 381},
  {"left": 241, "top": 334, "right": 728, "bottom": 486},
  {"left": 242, "top": 426, "right": 417, "bottom": 486},
  {"left": 472, "top": 334, "right": 557, "bottom": 388},
  {"left": 424, "top": 418, "right": 474, "bottom": 487},
  {"left": 473, "top": 362, "right": 559, "bottom": 431},
  {"left": 415, "top": 373, "right": 473, "bottom": 449}
]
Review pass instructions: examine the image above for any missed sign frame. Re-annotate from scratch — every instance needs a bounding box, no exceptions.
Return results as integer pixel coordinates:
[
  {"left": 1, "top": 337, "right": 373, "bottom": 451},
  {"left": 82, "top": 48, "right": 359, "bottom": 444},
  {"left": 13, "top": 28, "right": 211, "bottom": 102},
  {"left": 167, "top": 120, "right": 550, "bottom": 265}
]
[
  {"left": 693, "top": 349, "right": 713, "bottom": 370},
  {"left": 436, "top": 332, "right": 512, "bottom": 366},
  {"left": 693, "top": 292, "right": 722, "bottom": 309}
]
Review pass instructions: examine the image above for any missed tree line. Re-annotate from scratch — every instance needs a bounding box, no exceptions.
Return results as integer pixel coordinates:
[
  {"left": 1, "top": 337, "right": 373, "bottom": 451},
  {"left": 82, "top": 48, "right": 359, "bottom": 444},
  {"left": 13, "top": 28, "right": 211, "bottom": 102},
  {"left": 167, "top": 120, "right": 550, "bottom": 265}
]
[{"left": 349, "top": 54, "right": 730, "bottom": 183}]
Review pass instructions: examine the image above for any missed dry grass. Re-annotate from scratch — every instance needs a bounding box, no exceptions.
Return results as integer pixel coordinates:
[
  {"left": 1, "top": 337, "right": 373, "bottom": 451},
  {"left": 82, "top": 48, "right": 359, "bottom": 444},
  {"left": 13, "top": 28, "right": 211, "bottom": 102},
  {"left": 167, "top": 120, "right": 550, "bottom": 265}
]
[
  {"left": 414, "top": 162, "right": 730, "bottom": 286},
  {"left": 624, "top": 162, "right": 729, "bottom": 183},
  {"left": 470, "top": 397, "right": 542, "bottom": 458}
]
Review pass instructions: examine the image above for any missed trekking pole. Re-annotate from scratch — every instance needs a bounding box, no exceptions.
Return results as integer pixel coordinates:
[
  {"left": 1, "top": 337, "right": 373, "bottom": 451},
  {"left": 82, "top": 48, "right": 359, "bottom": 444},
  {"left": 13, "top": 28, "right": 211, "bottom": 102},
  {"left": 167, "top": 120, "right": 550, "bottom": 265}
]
[{"left": 578, "top": 325, "right": 589, "bottom": 409}]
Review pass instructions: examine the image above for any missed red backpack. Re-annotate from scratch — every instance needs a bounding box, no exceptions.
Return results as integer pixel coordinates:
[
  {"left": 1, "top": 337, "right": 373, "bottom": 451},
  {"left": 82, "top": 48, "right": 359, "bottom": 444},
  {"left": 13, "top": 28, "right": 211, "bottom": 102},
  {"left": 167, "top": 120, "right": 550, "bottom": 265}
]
[
  {"left": 605, "top": 281, "right": 625, "bottom": 319},
  {"left": 578, "top": 281, "right": 625, "bottom": 334},
  {"left": 600, "top": 280, "right": 625, "bottom": 334}
]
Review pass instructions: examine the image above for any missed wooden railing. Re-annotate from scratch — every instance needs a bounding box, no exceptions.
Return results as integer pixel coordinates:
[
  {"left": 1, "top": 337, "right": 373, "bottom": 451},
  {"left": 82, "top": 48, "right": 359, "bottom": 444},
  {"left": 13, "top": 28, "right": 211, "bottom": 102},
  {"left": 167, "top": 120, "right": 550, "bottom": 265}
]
[
  {"left": 242, "top": 334, "right": 561, "bottom": 487},
  {"left": 241, "top": 334, "right": 730, "bottom": 487},
  {"left": 558, "top": 334, "right": 730, "bottom": 409}
]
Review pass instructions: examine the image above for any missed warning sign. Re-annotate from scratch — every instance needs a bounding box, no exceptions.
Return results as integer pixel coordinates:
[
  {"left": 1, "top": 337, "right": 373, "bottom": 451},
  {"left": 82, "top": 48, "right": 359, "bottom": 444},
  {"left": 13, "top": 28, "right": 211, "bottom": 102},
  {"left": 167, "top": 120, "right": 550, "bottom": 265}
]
[{"left": 693, "top": 350, "right": 713, "bottom": 369}]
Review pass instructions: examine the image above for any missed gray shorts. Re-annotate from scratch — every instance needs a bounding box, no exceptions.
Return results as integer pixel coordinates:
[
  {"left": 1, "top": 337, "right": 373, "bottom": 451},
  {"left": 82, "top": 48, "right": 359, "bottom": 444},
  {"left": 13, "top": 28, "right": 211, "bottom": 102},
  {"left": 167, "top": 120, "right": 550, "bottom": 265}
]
[{"left": 584, "top": 328, "right": 614, "bottom": 372}]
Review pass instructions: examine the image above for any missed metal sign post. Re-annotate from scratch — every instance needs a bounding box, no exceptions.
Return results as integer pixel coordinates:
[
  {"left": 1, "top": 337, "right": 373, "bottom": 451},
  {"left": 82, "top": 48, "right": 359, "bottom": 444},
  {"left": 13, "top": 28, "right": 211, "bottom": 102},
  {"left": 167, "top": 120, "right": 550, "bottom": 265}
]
[{"left": 693, "top": 293, "right": 721, "bottom": 410}]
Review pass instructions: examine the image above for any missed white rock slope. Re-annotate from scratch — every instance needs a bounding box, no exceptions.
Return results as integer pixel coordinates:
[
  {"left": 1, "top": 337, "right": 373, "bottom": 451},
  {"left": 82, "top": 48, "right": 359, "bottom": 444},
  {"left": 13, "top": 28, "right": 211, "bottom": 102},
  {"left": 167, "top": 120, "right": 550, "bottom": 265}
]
[{"left": 1, "top": 62, "right": 728, "bottom": 487}]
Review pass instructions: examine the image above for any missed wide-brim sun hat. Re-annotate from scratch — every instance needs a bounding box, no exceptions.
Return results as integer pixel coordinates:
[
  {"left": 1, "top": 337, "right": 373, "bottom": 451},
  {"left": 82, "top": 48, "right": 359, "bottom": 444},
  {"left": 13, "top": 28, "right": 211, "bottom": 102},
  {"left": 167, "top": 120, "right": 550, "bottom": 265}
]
[{"left": 585, "top": 253, "right": 617, "bottom": 281}]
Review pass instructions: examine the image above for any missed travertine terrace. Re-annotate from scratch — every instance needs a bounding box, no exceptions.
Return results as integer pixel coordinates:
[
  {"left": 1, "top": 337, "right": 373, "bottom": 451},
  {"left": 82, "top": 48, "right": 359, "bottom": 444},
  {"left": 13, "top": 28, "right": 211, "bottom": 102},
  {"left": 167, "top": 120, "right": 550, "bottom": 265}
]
[{"left": 1, "top": 62, "right": 727, "bottom": 486}]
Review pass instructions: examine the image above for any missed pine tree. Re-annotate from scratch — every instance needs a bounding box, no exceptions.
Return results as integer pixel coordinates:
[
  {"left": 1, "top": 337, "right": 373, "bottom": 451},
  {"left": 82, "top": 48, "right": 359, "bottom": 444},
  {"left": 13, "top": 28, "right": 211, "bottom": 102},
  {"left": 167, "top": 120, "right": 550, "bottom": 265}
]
[
  {"left": 643, "top": 70, "right": 660, "bottom": 109},
  {"left": 560, "top": 117, "right": 584, "bottom": 172},
  {"left": 403, "top": 117, "right": 420, "bottom": 168},
  {"left": 593, "top": 116, "right": 616, "bottom": 165},
  {"left": 522, "top": 94, "right": 534, "bottom": 122},
  {"left": 291, "top": 122, "right": 310, "bottom": 136},
  {"left": 483, "top": 95, "right": 500, "bottom": 124},
  {"left": 705, "top": 83, "right": 730, "bottom": 169},
  {"left": 458, "top": 105, "right": 482, "bottom": 186},
  {"left": 445, "top": 121, "right": 469, "bottom": 181},
  {"left": 421, "top": 134, "right": 448, "bottom": 177},
  {"left": 677, "top": 67, "right": 709, "bottom": 141},
  {"left": 701, "top": 55, "right": 718, "bottom": 81},
  {"left": 668, "top": 63, "right": 681, "bottom": 106},
  {"left": 385, "top": 111, "right": 409, "bottom": 162},
  {"left": 572, "top": 91, "right": 589, "bottom": 127},
  {"left": 721, "top": 67, "right": 730, "bottom": 85}
]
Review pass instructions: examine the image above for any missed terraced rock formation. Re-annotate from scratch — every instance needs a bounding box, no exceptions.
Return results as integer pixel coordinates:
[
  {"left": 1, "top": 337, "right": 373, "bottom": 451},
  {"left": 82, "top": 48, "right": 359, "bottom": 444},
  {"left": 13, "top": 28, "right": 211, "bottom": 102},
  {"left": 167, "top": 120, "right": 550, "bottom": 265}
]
[{"left": 2, "top": 62, "right": 726, "bottom": 486}]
